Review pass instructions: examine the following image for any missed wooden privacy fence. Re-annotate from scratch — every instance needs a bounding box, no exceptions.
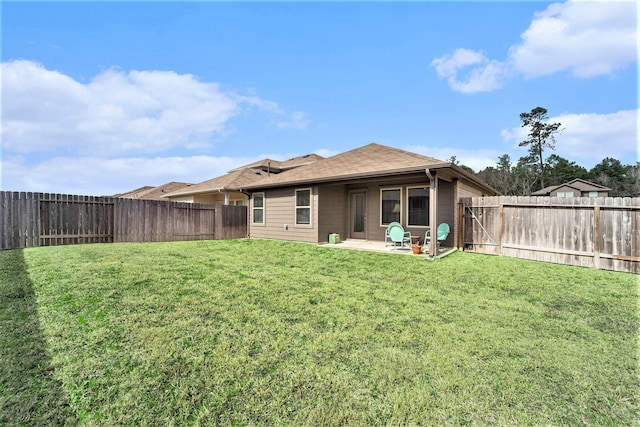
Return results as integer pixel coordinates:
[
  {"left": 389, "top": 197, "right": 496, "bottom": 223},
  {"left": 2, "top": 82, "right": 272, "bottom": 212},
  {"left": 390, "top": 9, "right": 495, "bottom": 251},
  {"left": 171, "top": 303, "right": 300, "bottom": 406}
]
[
  {"left": 0, "top": 192, "right": 247, "bottom": 250},
  {"left": 460, "top": 196, "right": 640, "bottom": 274}
]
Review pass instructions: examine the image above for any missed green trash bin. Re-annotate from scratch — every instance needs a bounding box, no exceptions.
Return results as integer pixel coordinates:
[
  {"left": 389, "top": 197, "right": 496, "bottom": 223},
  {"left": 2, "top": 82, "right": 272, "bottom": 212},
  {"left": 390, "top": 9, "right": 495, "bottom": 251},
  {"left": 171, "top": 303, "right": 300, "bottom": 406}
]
[{"left": 329, "top": 233, "right": 340, "bottom": 244}]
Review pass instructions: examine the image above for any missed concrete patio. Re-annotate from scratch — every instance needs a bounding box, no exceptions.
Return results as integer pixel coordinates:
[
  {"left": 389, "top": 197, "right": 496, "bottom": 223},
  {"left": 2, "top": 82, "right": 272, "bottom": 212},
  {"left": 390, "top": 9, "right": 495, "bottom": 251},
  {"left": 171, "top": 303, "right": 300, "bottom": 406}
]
[{"left": 320, "top": 239, "right": 457, "bottom": 259}]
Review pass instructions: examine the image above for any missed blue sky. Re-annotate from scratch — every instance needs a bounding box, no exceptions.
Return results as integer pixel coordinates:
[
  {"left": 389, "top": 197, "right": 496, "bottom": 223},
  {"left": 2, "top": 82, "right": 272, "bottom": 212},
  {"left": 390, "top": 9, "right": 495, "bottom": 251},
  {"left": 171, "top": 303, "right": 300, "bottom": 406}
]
[{"left": 2, "top": 1, "right": 637, "bottom": 195}]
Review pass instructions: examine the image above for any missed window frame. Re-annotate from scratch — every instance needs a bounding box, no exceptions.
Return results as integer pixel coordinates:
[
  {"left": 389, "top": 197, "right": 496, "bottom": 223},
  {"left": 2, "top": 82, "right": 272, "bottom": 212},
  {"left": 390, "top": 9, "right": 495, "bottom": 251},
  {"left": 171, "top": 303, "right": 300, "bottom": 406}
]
[
  {"left": 252, "top": 192, "right": 265, "bottom": 225},
  {"left": 294, "top": 188, "right": 313, "bottom": 227},
  {"left": 380, "top": 187, "right": 402, "bottom": 227},
  {"left": 406, "top": 185, "right": 430, "bottom": 228}
]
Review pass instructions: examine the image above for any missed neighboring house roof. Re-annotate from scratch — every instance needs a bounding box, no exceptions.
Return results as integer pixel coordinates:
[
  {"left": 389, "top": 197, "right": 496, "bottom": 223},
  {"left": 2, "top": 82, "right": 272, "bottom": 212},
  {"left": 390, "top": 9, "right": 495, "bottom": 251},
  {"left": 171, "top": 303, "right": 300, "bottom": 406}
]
[
  {"left": 227, "top": 153, "right": 324, "bottom": 173},
  {"left": 531, "top": 178, "right": 611, "bottom": 196},
  {"left": 163, "top": 153, "right": 324, "bottom": 198},
  {"left": 531, "top": 184, "right": 557, "bottom": 196},
  {"left": 241, "top": 143, "right": 498, "bottom": 194},
  {"left": 115, "top": 182, "right": 193, "bottom": 200},
  {"left": 163, "top": 168, "right": 269, "bottom": 198},
  {"left": 114, "top": 186, "right": 155, "bottom": 197}
]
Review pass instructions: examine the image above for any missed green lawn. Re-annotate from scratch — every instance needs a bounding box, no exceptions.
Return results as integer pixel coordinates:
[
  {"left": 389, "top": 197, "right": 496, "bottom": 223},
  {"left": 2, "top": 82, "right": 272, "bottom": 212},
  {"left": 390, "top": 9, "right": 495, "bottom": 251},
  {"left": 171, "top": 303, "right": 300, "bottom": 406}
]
[{"left": 1, "top": 239, "right": 638, "bottom": 426}]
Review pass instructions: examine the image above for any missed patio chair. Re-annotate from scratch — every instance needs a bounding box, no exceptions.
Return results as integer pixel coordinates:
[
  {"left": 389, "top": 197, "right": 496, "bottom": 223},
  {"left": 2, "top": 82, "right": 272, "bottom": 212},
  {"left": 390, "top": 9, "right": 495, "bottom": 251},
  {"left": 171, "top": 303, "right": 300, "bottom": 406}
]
[
  {"left": 384, "top": 221, "right": 402, "bottom": 246},
  {"left": 425, "top": 223, "right": 450, "bottom": 250},
  {"left": 388, "top": 223, "right": 411, "bottom": 250}
]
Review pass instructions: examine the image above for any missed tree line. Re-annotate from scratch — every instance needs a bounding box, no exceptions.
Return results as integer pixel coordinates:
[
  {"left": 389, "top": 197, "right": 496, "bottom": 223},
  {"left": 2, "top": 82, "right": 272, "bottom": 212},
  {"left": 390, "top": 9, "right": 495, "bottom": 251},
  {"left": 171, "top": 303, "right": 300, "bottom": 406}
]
[{"left": 453, "top": 107, "right": 638, "bottom": 197}]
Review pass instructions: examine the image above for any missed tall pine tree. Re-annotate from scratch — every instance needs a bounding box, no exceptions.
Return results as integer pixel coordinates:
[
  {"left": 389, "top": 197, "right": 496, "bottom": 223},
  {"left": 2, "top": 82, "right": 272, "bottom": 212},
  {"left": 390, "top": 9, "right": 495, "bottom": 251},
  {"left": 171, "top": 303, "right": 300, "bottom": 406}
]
[{"left": 518, "top": 107, "right": 562, "bottom": 189}]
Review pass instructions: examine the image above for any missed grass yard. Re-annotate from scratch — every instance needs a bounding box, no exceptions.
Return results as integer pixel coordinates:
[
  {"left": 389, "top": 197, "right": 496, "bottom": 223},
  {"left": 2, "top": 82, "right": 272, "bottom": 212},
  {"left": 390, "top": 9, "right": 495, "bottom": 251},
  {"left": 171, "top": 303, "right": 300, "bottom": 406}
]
[{"left": 1, "top": 239, "right": 638, "bottom": 426}]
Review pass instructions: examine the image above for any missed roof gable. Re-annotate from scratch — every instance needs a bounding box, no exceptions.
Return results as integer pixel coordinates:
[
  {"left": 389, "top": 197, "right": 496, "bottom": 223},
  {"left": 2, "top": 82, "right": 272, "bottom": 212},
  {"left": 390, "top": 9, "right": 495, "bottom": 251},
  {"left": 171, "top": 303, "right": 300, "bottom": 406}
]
[
  {"left": 565, "top": 178, "right": 610, "bottom": 192},
  {"left": 531, "top": 178, "right": 611, "bottom": 195}
]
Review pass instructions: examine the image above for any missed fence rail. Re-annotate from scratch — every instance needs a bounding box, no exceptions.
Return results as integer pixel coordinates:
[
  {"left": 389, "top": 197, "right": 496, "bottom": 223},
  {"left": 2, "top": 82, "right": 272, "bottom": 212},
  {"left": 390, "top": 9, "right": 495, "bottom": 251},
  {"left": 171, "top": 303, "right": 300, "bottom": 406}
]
[
  {"left": 0, "top": 191, "right": 247, "bottom": 250},
  {"left": 460, "top": 196, "right": 640, "bottom": 274}
]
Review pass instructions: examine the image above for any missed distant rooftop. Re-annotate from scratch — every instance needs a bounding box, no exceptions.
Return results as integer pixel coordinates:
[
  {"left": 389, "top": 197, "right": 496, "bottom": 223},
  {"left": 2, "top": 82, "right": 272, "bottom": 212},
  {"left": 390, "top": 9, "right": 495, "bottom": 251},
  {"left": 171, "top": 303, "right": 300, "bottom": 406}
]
[
  {"left": 228, "top": 153, "right": 324, "bottom": 173},
  {"left": 114, "top": 182, "right": 193, "bottom": 200}
]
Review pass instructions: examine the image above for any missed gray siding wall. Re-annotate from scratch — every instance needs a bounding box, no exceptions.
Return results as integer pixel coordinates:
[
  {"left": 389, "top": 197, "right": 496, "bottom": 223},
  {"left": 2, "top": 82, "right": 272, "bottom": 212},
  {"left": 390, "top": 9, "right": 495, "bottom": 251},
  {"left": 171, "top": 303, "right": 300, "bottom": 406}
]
[
  {"left": 318, "top": 184, "right": 347, "bottom": 243},
  {"left": 437, "top": 179, "right": 455, "bottom": 247},
  {"left": 346, "top": 174, "right": 432, "bottom": 243},
  {"left": 248, "top": 171, "right": 493, "bottom": 245},
  {"left": 249, "top": 186, "right": 318, "bottom": 243}
]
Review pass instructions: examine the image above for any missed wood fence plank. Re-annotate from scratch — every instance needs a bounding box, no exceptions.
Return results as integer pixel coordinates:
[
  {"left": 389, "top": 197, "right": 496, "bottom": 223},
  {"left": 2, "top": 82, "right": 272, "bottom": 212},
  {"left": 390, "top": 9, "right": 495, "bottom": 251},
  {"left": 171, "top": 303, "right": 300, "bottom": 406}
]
[{"left": 462, "top": 195, "right": 639, "bottom": 274}]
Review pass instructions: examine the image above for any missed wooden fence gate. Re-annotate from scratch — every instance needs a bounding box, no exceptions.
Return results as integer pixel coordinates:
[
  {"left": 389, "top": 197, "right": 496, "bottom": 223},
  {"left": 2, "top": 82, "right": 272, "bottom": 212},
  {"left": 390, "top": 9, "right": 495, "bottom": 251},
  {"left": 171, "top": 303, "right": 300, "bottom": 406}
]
[
  {"left": 0, "top": 192, "right": 247, "bottom": 250},
  {"left": 461, "top": 196, "right": 639, "bottom": 274}
]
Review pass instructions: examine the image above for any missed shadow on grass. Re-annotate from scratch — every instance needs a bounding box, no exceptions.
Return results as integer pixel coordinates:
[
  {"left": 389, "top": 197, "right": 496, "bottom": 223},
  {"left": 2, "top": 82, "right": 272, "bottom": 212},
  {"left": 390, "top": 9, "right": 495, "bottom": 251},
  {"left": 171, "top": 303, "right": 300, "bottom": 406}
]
[{"left": 0, "top": 249, "right": 76, "bottom": 426}]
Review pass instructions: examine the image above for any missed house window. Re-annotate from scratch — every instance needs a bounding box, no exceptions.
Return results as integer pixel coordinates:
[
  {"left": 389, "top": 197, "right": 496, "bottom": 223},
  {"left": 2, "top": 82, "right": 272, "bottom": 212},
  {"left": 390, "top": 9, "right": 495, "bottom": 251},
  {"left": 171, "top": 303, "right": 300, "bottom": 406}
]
[
  {"left": 381, "top": 188, "right": 401, "bottom": 225},
  {"left": 407, "top": 187, "right": 429, "bottom": 227},
  {"left": 589, "top": 192, "right": 598, "bottom": 198},
  {"left": 253, "top": 193, "right": 264, "bottom": 224},
  {"left": 295, "top": 189, "right": 311, "bottom": 225},
  {"left": 565, "top": 192, "right": 574, "bottom": 198},
  {"left": 557, "top": 192, "right": 565, "bottom": 198}
]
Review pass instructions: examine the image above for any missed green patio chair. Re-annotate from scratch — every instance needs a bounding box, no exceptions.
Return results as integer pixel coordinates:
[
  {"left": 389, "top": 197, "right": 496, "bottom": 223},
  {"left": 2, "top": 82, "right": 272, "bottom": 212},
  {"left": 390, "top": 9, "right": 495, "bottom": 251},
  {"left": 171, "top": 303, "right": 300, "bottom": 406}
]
[
  {"left": 388, "top": 223, "right": 411, "bottom": 250},
  {"left": 425, "top": 223, "right": 450, "bottom": 250},
  {"left": 384, "top": 221, "right": 402, "bottom": 246}
]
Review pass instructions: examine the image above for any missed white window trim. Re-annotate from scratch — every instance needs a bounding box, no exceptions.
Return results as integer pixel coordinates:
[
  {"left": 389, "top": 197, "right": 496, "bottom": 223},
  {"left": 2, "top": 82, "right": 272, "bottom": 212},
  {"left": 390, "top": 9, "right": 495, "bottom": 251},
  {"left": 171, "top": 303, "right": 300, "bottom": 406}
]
[
  {"left": 295, "top": 188, "right": 313, "bottom": 227},
  {"left": 380, "top": 187, "right": 402, "bottom": 227},
  {"left": 406, "top": 185, "right": 430, "bottom": 228},
  {"left": 252, "top": 192, "right": 265, "bottom": 226}
]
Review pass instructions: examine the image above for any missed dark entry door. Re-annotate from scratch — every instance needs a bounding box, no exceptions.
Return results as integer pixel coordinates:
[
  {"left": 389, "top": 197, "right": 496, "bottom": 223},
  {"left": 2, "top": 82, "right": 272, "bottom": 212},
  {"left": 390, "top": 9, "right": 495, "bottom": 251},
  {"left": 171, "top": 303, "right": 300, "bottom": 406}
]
[{"left": 350, "top": 192, "right": 366, "bottom": 239}]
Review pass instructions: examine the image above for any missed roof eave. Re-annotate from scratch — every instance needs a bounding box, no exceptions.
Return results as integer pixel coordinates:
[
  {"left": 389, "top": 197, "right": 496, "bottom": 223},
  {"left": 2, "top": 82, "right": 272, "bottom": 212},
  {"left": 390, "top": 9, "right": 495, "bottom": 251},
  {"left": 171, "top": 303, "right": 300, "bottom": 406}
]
[
  {"left": 428, "top": 163, "right": 501, "bottom": 195},
  {"left": 242, "top": 166, "right": 431, "bottom": 190},
  {"left": 163, "top": 186, "right": 242, "bottom": 198},
  {"left": 242, "top": 163, "right": 499, "bottom": 195}
]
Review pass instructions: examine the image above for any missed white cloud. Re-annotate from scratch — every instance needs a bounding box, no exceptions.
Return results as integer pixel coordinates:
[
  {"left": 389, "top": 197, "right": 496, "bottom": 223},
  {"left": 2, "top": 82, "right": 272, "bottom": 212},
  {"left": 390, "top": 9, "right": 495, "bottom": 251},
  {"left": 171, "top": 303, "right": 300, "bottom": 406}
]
[
  {"left": 430, "top": 48, "right": 507, "bottom": 94},
  {"left": 510, "top": 1, "right": 637, "bottom": 78},
  {"left": 404, "top": 144, "right": 502, "bottom": 173},
  {"left": 432, "top": 0, "right": 637, "bottom": 93},
  {"left": 1, "top": 154, "right": 256, "bottom": 195},
  {"left": 1, "top": 60, "right": 308, "bottom": 157},
  {"left": 501, "top": 109, "right": 638, "bottom": 164},
  {"left": 0, "top": 60, "right": 312, "bottom": 194},
  {"left": 1, "top": 148, "right": 333, "bottom": 196},
  {"left": 276, "top": 111, "right": 310, "bottom": 130},
  {"left": 314, "top": 148, "right": 342, "bottom": 159}
]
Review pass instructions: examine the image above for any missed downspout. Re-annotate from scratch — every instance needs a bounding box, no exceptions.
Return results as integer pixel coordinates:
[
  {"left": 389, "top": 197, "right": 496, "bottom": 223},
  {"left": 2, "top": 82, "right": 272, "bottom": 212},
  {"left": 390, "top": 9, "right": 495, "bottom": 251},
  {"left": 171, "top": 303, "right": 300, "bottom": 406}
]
[{"left": 425, "top": 168, "right": 438, "bottom": 258}]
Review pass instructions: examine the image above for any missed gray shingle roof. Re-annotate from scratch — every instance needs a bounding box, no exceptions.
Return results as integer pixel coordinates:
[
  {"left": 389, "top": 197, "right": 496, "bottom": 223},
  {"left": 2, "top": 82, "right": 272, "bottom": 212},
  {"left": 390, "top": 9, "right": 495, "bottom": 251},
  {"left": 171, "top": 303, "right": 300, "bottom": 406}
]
[
  {"left": 115, "top": 182, "right": 193, "bottom": 200},
  {"left": 242, "top": 143, "right": 447, "bottom": 189},
  {"left": 531, "top": 178, "right": 611, "bottom": 195},
  {"left": 228, "top": 153, "right": 324, "bottom": 173},
  {"left": 163, "top": 168, "right": 268, "bottom": 197}
]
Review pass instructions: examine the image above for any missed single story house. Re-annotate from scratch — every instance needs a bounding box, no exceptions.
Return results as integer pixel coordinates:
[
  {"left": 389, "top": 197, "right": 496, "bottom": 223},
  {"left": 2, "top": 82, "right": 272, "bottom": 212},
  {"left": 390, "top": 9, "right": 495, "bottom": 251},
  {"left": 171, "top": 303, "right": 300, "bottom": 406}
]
[
  {"left": 241, "top": 143, "right": 499, "bottom": 255},
  {"left": 163, "top": 154, "right": 323, "bottom": 205},
  {"left": 531, "top": 178, "right": 610, "bottom": 198}
]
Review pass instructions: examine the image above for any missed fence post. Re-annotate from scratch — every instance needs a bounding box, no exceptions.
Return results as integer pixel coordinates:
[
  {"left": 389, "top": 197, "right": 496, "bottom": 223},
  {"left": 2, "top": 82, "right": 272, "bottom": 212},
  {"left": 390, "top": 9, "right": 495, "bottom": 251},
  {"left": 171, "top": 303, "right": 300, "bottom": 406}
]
[
  {"left": 498, "top": 201, "right": 504, "bottom": 256},
  {"left": 593, "top": 204, "right": 601, "bottom": 269}
]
